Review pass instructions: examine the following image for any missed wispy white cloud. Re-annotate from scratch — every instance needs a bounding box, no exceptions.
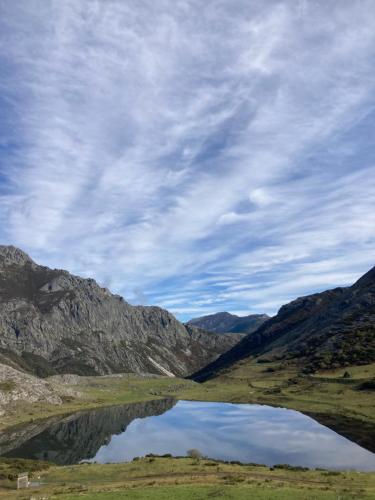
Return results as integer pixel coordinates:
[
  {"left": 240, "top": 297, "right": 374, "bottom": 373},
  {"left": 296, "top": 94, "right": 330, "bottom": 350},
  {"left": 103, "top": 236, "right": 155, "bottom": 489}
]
[{"left": 0, "top": 1, "right": 374, "bottom": 320}]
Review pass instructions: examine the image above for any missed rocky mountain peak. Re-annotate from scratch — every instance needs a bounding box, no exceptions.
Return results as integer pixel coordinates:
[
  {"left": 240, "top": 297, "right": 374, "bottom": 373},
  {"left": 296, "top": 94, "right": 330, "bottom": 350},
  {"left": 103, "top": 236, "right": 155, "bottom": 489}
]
[
  {"left": 0, "top": 245, "right": 35, "bottom": 267},
  {"left": 353, "top": 265, "right": 375, "bottom": 289},
  {"left": 0, "top": 246, "right": 241, "bottom": 377}
]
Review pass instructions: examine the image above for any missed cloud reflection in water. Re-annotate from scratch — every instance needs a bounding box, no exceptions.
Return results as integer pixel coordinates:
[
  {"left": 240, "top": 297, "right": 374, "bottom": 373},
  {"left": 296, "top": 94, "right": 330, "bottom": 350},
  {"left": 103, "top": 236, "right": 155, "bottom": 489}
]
[{"left": 92, "top": 401, "right": 375, "bottom": 471}]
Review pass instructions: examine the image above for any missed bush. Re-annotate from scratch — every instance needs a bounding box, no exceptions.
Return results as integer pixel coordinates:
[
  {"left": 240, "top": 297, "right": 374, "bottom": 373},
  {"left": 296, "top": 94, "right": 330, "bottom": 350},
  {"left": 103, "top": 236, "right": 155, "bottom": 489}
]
[
  {"left": 187, "top": 449, "right": 202, "bottom": 460},
  {"left": 274, "top": 464, "right": 309, "bottom": 472}
]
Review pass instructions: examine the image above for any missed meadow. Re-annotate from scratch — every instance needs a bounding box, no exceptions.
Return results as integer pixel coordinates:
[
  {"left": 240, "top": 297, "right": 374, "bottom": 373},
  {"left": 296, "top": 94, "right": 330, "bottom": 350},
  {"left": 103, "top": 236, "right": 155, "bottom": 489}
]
[{"left": 1, "top": 456, "right": 375, "bottom": 499}]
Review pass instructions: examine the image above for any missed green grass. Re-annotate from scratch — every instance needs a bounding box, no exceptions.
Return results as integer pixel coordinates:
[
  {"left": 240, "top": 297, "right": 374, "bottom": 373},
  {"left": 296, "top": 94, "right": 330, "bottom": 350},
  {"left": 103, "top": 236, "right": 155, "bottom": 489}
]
[
  {"left": 1, "top": 457, "right": 374, "bottom": 499},
  {"left": 313, "top": 363, "right": 375, "bottom": 379},
  {"left": 56, "top": 484, "right": 365, "bottom": 500},
  {"left": 0, "top": 457, "right": 51, "bottom": 494}
]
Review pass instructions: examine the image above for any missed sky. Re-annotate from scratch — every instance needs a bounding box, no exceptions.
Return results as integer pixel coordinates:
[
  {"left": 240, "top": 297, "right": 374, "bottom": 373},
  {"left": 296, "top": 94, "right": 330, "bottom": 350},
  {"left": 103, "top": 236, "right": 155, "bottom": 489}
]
[{"left": 0, "top": 0, "right": 374, "bottom": 321}]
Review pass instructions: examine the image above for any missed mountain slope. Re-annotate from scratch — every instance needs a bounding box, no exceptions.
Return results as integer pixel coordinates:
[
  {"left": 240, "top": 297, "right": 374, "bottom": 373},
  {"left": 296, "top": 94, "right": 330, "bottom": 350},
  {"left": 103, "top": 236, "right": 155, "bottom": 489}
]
[
  {"left": 187, "top": 312, "right": 269, "bottom": 334},
  {"left": 192, "top": 266, "right": 375, "bottom": 381},
  {"left": 0, "top": 246, "right": 240, "bottom": 377}
]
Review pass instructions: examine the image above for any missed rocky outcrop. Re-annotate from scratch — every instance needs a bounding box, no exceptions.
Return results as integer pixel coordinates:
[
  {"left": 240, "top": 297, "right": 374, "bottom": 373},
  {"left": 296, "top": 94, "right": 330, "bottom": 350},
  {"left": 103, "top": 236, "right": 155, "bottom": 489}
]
[
  {"left": 0, "top": 362, "right": 63, "bottom": 412},
  {"left": 187, "top": 312, "right": 269, "bottom": 334},
  {"left": 0, "top": 246, "right": 239, "bottom": 377},
  {"left": 0, "top": 398, "right": 175, "bottom": 464},
  {"left": 192, "top": 266, "right": 375, "bottom": 381}
]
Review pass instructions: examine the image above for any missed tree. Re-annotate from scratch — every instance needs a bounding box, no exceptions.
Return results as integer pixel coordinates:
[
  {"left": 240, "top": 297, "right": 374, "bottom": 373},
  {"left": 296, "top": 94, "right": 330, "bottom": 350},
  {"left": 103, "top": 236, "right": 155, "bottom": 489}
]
[{"left": 187, "top": 448, "right": 202, "bottom": 460}]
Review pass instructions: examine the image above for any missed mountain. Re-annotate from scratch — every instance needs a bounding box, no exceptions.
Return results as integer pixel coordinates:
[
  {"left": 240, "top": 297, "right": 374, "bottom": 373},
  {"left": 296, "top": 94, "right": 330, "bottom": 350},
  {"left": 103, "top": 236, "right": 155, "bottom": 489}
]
[
  {"left": 192, "top": 266, "right": 375, "bottom": 381},
  {"left": 0, "top": 245, "right": 240, "bottom": 377},
  {"left": 187, "top": 312, "right": 269, "bottom": 334}
]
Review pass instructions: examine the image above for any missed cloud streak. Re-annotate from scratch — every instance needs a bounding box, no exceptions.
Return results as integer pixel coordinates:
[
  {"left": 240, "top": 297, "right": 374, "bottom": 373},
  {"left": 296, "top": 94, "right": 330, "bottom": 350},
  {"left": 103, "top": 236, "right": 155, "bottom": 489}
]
[{"left": 0, "top": 0, "right": 374, "bottom": 320}]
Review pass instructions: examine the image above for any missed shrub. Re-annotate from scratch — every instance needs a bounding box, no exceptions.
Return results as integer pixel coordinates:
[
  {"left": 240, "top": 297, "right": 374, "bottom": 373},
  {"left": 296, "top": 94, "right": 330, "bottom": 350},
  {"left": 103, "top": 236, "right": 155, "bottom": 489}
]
[
  {"left": 187, "top": 449, "right": 202, "bottom": 460},
  {"left": 274, "top": 464, "right": 309, "bottom": 472}
]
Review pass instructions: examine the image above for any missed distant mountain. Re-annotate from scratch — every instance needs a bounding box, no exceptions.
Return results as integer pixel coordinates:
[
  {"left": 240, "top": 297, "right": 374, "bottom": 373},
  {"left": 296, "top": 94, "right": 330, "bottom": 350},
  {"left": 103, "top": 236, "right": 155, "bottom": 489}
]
[
  {"left": 192, "top": 266, "right": 375, "bottom": 381},
  {"left": 186, "top": 312, "right": 269, "bottom": 334},
  {"left": 0, "top": 246, "right": 240, "bottom": 378}
]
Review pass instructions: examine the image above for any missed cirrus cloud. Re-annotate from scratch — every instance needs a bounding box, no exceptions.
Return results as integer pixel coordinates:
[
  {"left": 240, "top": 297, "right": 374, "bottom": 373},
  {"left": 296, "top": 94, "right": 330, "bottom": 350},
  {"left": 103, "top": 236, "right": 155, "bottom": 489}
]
[{"left": 0, "top": 0, "right": 374, "bottom": 320}]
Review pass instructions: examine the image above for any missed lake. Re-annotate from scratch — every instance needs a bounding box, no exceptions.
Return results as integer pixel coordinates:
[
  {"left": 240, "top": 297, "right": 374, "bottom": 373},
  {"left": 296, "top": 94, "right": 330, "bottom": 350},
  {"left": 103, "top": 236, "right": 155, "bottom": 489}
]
[{"left": 2, "top": 399, "right": 375, "bottom": 471}]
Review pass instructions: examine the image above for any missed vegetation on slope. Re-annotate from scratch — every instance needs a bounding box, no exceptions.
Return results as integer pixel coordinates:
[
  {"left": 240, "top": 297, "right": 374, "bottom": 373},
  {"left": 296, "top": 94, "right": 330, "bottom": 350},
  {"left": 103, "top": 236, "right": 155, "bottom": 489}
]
[{"left": 192, "top": 266, "right": 375, "bottom": 381}]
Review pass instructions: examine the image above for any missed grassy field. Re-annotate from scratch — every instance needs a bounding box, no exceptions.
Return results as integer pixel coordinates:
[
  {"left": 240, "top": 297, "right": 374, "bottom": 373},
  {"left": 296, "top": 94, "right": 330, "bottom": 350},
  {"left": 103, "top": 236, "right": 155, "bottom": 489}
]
[{"left": 1, "top": 456, "right": 375, "bottom": 499}]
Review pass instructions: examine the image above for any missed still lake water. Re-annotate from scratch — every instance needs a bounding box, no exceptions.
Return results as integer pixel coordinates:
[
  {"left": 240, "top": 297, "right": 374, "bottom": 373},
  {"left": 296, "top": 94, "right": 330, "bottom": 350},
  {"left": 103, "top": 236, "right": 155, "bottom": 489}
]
[{"left": 2, "top": 400, "right": 375, "bottom": 471}]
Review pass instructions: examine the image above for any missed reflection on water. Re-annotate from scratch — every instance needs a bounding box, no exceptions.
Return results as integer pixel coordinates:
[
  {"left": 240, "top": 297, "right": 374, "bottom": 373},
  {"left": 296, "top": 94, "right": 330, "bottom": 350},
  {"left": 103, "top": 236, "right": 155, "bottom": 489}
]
[
  {"left": 0, "top": 398, "right": 175, "bottom": 465},
  {"left": 2, "top": 400, "right": 375, "bottom": 471},
  {"left": 91, "top": 401, "right": 375, "bottom": 471}
]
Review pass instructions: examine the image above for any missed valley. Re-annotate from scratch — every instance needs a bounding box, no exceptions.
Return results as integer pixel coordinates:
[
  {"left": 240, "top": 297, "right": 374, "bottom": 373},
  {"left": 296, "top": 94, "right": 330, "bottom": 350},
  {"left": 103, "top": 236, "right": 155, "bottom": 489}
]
[
  {"left": 0, "top": 246, "right": 374, "bottom": 497},
  {"left": 1, "top": 361, "right": 374, "bottom": 452},
  {"left": 1, "top": 1, "right": 374, "bottom": 497}
]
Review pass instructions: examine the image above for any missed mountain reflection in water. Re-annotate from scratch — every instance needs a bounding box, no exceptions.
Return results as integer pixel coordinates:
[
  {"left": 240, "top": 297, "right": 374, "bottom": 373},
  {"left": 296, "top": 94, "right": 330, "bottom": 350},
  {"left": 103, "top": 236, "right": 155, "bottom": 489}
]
[
  {"left": 1, "top": 400, "right": 375, "bottom": 471},
  {"left": 1, "top": 398, "right": 175, "bottom": 464}
]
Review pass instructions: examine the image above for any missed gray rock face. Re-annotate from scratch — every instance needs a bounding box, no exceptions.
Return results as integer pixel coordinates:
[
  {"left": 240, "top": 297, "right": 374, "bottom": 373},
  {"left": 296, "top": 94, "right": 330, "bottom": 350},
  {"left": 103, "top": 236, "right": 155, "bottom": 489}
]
[
  {"left": 193, "top": 265, "right": 375, "bottom": 380},
  {"left": 0, "top": 246, "right": 240, "bottom": 377},
  {"left": 0, "top": 362, "right": 63, "bottom": 411},
  {"left": 187, "top": 312, "right": 269, "bottom": 334}
]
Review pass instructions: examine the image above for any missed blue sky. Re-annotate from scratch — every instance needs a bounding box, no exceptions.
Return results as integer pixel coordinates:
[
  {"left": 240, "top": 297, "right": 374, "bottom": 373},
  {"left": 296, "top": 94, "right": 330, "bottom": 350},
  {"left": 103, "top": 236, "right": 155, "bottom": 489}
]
[{"left": 0, "top": 1, "right": 374, "bottom": 321}]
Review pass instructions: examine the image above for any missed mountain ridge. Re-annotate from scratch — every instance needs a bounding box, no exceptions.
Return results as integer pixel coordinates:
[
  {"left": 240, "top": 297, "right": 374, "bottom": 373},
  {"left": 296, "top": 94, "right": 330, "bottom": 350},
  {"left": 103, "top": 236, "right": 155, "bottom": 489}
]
[
  {"left": 192, "top": 265, "right": 375, "bottom": 381},
  {"left": 187, "top": 311, "right": 269, "bottom": 334},
  {"left": 0, "top": 245, "right": 241, "bottom": 378}
]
